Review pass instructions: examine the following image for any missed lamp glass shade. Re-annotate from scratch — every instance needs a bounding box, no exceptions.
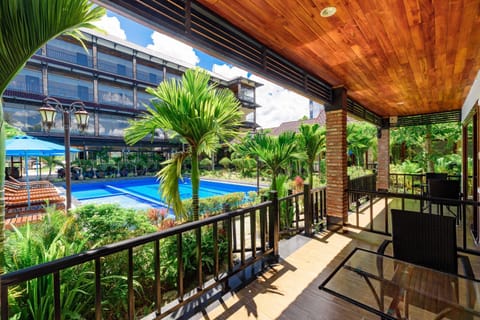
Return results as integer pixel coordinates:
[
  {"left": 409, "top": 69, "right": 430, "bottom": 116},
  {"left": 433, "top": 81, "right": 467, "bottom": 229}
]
[
  {"left": 39, "top": 106, "right": 57, "bottom": 130},
  {"left": 74, "top": 109, "right": 89, "bottom": 132}
]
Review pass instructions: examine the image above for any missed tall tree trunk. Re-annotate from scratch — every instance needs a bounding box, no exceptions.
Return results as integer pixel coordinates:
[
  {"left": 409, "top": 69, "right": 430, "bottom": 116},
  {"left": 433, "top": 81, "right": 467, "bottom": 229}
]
[
  {"left": 191, "top": 147, "right": 200, "bottom": 221},
  {"left": 425, "top": 124, "right": 434, "bottom": 172}
]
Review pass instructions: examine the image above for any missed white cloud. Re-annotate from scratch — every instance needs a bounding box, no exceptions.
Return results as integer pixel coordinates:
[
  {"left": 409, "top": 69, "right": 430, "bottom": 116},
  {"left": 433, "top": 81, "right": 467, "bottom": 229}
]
[
  {"left": 211, "top": 64, "right": 248, "bottom": 79},
  {"left": 93, "top": 15, "right": 127, "bottom": 40},
  {"left": 146, "top": 32, "right": 199, "bottom": 66},
  {"left": 212, "top": 64, "right": 309, "bottom": 128}
]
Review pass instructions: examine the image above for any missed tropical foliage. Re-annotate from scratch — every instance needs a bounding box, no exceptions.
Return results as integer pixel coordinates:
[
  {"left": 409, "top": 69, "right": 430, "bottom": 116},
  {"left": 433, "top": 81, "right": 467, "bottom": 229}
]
[
  {"left": 0, "top": 0, "right": 105, "bottom": 300},
  {"left": 297, "top": 124, "right": 325, "bottom": 188},
  {"left": 390, "top": 122, "right": 461, "bottom": 173},
  {"left": 234, "top": 131, "right": 301, "bottom": 191},
  {"left": 125, "top": 68, "right": 242, "bottom": 221},
  {"left": 347, "top": 122, "right": 377, "bottom": 167}
]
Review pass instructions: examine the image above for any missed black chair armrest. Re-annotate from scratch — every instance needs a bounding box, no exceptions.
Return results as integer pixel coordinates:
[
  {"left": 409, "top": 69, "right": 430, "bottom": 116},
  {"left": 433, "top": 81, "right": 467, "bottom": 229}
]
[
  {"left": 377, "top": 239, "right": 392, "bottom": 255},
  {"left": 458, "top": 254, "right": 475, "bottom": 280}
]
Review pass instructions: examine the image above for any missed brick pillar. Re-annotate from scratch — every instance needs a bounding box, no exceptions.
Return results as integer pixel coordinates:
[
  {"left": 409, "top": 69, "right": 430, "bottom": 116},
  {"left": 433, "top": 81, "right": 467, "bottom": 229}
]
[
  {"left": 376, "top": 127, "right": 390, "bottom": 191},
  {"left": 326, "top": 87, "right": 348, "bottom": 231}
]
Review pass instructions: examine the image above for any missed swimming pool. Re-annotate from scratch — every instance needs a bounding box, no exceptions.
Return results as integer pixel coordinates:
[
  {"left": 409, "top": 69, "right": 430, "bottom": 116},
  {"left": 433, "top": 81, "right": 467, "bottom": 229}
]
[{"left": 71, "top": 177, "right": 256, "bottom": 209}]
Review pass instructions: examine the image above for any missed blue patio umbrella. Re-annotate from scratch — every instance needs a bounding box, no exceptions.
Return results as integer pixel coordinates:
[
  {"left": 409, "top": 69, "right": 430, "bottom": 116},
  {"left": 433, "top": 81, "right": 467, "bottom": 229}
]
[{"left": 6, "top": 135, "right": 80, "bottom": 207}]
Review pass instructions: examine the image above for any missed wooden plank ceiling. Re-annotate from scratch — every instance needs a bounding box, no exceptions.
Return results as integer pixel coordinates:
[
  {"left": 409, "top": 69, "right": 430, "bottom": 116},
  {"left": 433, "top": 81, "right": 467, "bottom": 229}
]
[{"left": 197, "top": 0, "right": 480, "bottom": 117}]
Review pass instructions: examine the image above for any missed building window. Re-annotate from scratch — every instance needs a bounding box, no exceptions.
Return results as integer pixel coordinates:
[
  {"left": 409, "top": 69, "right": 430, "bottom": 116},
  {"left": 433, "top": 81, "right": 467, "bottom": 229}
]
[
  {"left": 77, "top": 85, "right": 89, "bottom": 101},
  {"left": 97, "top": 51, "right": 132, "bottom": 77},
  {"left": 46, "top": 38, "right": 93, "bottom": 67},
  {"left": 48, "top": 72, "right": 93, "bottom": 101},
  {"left": 149, "top": 73, "right": 157, "bottom": 84},
  {"left": 6, "top": 68, "right": 43, "bottom": 95},
  {"left": 25, "top": 75, "right": 41, "bottom": 94},
  {"left": 136, "top": 63, "right": 163, "bottom": 84},
  {"left": 98, "top": 82, "right": 133, "bottom": 108},
  {"left": 239, "top": 87, "right": 255, "bottom": 103},
  {"left": 76, "top": 52, "right": 88, "bottom": 66},
  {"left": 117, "top": 64, "right": 126, "bottom": 76},
  {"left": 98, "top": 114, "right": 130, "bottom": 137}
]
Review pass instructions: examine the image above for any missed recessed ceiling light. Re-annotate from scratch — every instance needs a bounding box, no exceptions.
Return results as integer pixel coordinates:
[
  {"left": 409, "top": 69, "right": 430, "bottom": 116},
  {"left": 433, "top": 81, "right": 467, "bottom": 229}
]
[{"left": 320, "top": 6, "right": 336, "bottom": 18}]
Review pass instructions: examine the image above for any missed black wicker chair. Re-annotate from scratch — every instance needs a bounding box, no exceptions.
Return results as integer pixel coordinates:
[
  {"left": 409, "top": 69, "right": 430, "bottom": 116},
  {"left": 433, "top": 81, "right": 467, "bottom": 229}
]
[
  {"left": 428, "top": 179, "right": 462, "bottom": 223},
  {"left": 425, "top": 172, "right": 448, "bottom": 182},
  {"left": 377, "top": 209, "right": 475, "bottom": 318},
  {"left": 421, "top": 173, "right": 449, "bottom": 211}
]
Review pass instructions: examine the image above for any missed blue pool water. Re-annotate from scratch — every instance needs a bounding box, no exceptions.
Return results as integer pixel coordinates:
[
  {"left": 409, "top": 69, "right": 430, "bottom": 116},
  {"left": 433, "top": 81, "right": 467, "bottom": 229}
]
[{"left": 71, "top": 177, "right": 256, "bottom": 209}]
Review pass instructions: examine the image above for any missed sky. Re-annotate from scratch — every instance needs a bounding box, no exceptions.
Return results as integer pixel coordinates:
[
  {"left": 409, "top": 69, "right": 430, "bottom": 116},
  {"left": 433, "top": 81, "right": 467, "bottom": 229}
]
[{"left": 93, "top": 12, "right": 310, "bottom": 129}]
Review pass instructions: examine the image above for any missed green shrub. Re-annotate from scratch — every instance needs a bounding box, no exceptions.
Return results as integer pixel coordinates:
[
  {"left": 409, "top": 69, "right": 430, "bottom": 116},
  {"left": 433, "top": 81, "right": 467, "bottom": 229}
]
[
  {"left": 5, "top": 212, "right": 92, "bottom": 319},
  {"left": 218, "top": 157, "right": 232, "bottom": 170},
  {"left": 390, "top": 160, "right": 422, "bottom": 174},
  {"left": 72, "top": 204, "right": 157, "bottom": 246},
  {"left": 199, "top": 158, "right": 212, "bottom": 169},
  {"left": 182, "top": 192, "right": 246, "bottom": 218}
]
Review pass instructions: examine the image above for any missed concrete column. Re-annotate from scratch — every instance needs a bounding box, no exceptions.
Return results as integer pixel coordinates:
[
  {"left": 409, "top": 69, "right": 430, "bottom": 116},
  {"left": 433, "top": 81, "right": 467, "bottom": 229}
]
[
  {"left": 325, "top": 87, "right": 348, "bottom": 231},
  {"left": 376, "top": 126, "right": 390, "bottom": 191}
]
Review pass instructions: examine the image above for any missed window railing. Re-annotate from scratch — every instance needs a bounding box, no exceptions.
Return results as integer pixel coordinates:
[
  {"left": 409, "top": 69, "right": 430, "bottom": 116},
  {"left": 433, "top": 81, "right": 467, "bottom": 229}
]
[
  {"left": 46, "top": 45, "right": 93, "bottom": 68},
  {"left": 97, "top": 59, "right": 133, "bottom": 77},
  {"left": 48, "top": 82, "right": 93, "bottom": 102},
  {"left": 4, "top": 85, "right": 42, "bottom": 97},
  {"left": 136, "top": 70, "right": 163, "bottom": 84}
]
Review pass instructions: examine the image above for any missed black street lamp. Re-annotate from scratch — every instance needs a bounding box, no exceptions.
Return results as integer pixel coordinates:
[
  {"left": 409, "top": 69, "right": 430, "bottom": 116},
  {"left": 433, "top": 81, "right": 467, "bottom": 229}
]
[{"left": 39, "top": 97, "right": 89, "bottom": 209}]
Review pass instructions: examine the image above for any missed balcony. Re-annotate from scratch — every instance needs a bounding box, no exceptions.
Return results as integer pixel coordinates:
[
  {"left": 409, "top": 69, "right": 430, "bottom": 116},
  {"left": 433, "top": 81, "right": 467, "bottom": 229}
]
[
  {"left": 97, "top": 59, "right": 133, "bottom": 78},
  {"left": 2, "top": 178, "right": 479, "bottom": 319},
  {"left": 46, "top": 45, "right": 93, "bottom": 68}
]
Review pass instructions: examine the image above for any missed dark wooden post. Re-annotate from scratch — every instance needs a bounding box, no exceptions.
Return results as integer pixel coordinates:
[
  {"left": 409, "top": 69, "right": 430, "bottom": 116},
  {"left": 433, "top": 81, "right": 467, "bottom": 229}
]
[
  {"left": 269, "top": 191, "right": 279, "bottom": 261},
  {"left": 304, "top": 183, "right": 312, "bottom": 236}
]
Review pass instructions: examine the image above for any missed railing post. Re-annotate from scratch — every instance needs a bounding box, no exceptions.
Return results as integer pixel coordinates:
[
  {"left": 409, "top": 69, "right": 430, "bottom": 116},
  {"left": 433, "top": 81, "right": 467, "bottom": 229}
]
[
  {"left": 269, "top": 191, "right": 279, "bottom": 261},
  {"left": 303, "top": 183, "right": 312, "bottom": 236}
]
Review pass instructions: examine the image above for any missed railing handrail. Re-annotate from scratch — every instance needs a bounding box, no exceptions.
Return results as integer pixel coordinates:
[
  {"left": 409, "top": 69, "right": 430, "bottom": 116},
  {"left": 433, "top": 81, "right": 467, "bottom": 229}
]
[
  {"left": 348, "top": 189, "right": 480, "bottom": 206},
  {"left": 1, "top": 200, "right": 272, "bottom": 287}
]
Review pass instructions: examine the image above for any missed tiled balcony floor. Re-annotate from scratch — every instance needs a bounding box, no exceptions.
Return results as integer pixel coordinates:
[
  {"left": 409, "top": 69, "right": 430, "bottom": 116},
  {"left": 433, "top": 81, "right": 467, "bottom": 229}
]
[{"left": 191, "top": 227, "right": 479, "bottom": 320}]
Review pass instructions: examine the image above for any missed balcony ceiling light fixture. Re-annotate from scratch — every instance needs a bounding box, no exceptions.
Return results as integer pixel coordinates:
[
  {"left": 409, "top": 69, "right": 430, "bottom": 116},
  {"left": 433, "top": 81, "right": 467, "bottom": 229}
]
[{"left": 320, "top": 6, "right": 336, "bottom": 18}]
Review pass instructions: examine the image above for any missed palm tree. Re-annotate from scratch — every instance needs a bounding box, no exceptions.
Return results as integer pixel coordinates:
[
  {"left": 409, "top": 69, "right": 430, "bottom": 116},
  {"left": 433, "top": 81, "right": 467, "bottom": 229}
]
[
  {"left": 236, "top": 131, "right": 300, "bottom": 191},
  {"left": 347, "top": 122, "right": 377, "bottom": 167},
  {"left": 125, "top": 68, "right": 242, "bottom": 221},
  {"left": 0, "top": 0, "right": 105, "bottom": 302},
  {"left": 297, "top": 124, "right": 325, "bottom": 188}
]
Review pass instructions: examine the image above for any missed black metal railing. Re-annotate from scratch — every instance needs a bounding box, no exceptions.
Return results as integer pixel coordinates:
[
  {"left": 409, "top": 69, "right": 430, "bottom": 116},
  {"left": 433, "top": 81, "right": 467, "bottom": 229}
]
[
  {"left": 347, "top": 189, "right": 480, "bottom": 256},
  {"left": 1, "top": 193, "right": 280, "bottom": 320},
  {"left": 389, "top": 173, "right": 461, "bottom": 195},
  {"left": 348, "top": 174, "right": 377, "bottom": 207},
  {"left": 46, "top": 46, "right": 94, "bottom": 68},
  {"left": 97, "top": 59, "right": 133, "bottom": 78},
  {"left": 273, "top": 184, "right": 326, "bottom": 237}
]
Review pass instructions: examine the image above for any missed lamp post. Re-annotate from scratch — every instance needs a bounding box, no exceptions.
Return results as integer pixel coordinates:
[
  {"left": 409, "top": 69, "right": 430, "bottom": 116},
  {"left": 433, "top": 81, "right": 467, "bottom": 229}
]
[{"left": 39, "top": 97, "right": 89, "bottom": 210}]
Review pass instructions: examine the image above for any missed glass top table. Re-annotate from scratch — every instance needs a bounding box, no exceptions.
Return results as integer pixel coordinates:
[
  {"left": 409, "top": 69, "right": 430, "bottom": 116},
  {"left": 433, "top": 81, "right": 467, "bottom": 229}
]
[{"left": 319, "top": 248, "right": 480, "bottom": 320}]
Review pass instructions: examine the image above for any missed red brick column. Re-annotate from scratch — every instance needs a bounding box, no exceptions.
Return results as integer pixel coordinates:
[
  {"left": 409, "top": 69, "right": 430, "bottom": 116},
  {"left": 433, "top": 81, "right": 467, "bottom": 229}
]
[
  {"left": 376, "top": 128, "right": 390, "bottom": 191},
  {"left": 326, "top": 108, "right": 348, "bottom": 231}
]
